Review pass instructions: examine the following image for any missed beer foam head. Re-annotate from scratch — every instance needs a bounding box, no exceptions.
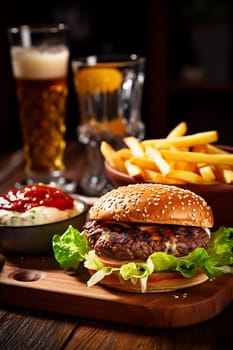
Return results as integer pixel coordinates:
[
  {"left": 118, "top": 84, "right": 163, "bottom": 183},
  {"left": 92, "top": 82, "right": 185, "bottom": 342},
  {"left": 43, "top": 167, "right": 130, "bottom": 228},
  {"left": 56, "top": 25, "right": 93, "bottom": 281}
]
[{"left": 10, "top": 46, "right": 69, "bottom": 79}]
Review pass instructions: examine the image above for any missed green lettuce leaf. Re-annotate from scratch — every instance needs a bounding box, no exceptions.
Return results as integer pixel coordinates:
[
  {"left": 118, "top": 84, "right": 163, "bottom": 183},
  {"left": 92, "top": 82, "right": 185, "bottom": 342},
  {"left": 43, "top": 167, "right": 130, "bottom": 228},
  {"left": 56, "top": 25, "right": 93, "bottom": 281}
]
[
  {"left": 52, "top": 225, "right": 90, "bottom": 270},
  {"left": 207, "top": 226, "right": 233, "bottom": 266},
  {"left": 52, "top": 225, "right": 233, "bottom": 287}
]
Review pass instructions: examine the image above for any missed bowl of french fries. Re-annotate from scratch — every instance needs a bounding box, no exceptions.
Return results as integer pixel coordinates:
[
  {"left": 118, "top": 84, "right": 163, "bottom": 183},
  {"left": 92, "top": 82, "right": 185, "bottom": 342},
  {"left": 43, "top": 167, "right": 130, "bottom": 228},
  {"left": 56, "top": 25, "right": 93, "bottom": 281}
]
[{"left": 101, "top": 121, "right": 233, "bottom": 228}]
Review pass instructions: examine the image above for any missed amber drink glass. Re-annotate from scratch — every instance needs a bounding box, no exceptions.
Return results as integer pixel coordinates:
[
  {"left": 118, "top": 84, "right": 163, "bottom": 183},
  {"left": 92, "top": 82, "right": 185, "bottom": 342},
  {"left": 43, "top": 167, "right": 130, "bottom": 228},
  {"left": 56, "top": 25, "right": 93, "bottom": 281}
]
[
  {"left": 8, "top": 24, "right": 71, "bottom": 188},
  {"left": 72, "top": 54, "right": 145, "bottom": 196}
]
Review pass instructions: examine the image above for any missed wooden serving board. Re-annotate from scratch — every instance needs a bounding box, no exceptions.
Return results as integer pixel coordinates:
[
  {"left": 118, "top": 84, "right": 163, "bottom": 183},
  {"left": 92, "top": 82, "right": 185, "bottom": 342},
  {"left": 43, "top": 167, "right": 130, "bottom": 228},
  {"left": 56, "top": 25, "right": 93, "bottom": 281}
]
[{"left": 0, "top": 255, "right": 233, "bottom": 328}]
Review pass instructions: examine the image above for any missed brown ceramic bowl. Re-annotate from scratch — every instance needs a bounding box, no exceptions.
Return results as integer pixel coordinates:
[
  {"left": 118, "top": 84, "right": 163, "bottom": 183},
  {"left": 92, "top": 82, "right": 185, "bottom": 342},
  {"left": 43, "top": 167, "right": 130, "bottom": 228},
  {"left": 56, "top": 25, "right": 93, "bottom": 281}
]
[
  {"left": 105, "top": 145, "right": 233, "bottom": 229},
  {"left": 0, "top": 195, "right": 88, "bottom": 255}
]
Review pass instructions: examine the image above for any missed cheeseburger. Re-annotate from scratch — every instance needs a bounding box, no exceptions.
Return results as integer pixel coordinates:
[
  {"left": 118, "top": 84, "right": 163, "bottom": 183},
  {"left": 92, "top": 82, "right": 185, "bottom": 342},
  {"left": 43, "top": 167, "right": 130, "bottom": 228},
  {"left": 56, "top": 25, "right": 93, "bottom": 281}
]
[{"left": 53, "top": 184, "right": 233, "bottom": 293}]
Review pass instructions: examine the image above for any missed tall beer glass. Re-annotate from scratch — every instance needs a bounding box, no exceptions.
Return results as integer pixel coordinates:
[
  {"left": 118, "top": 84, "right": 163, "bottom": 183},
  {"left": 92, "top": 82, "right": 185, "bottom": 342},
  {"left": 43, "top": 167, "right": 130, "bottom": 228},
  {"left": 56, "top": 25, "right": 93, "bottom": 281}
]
[{"left": 8, "top": 24, "right": 71, "bottom": 189}]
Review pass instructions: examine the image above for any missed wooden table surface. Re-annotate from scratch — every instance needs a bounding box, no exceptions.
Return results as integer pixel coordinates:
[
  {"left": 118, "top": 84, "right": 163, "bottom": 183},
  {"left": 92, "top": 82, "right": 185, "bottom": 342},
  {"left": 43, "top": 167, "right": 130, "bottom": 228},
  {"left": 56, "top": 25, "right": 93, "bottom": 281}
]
[{"left": 0, "top": 141, "right": 233, "bottom": 350}]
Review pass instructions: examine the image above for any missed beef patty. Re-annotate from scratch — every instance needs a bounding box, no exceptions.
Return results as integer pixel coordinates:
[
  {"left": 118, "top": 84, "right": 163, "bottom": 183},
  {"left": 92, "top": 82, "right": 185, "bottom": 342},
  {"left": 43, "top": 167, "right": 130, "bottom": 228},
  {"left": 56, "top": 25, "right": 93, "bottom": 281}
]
[{"left": 84, "top": 220, "right": 211, "bottom": 260}]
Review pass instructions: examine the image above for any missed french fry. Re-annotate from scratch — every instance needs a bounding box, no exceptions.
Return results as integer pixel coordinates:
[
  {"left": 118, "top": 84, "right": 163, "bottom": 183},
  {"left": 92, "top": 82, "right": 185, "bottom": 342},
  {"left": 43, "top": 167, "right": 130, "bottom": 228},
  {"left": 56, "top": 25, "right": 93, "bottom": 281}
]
[
  {"left": 124, "top": 159, "right": 144, "bottom": 179},
  {"left": 161, "top": 150, "right": 233, "bottom": 166},
  {"left": 130, "top": 156, "right": 159, "bottom": 171},
  {"left": 166, "top": 121, "right": 188, "bottom": 138},
  {"left": 123, "top": 136, "right": 144, "bottom": 157},
  {"left": 117, "top": 148, "right": 132, "bottom": 160},
  {"left": 143, "top": 169, "right": 186, "bottom": 184},
  {"left": 141, "top": 130, "right": 218, "bottom": 149},
  {"left": 100, "top": 141, "right": 126, "bottom": 173},
  {"left": 192, "top": 145, "right": 208, "bottom": 153},
  {"left": 206, "top": 144, "right": 229, "bottom": 154},
  {"left": 145, "top": 146, "right": 170, "bottom": 176},
  {"left": 222, "top": 169, "right": 233, "bottom": 184},
  {"left": 167, "top": 170, "right": 216, "bottom": 185},
  {"left": 199, "top": 166, "right": 216, "bottom": 182}
]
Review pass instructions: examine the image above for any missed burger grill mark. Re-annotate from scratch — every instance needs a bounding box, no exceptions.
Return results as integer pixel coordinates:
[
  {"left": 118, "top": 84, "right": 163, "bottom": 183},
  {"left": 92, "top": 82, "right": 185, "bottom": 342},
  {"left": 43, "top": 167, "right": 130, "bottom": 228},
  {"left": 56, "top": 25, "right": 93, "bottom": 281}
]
[{"left": 84, "top": 220, "right": 211, "bottom": 260}]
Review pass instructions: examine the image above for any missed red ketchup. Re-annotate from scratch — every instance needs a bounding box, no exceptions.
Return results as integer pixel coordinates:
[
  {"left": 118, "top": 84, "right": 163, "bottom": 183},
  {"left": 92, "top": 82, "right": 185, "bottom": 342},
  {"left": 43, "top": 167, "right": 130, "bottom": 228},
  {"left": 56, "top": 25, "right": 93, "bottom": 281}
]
[{"left": 0, "top": 184, "right": 74, "bottom": 213}]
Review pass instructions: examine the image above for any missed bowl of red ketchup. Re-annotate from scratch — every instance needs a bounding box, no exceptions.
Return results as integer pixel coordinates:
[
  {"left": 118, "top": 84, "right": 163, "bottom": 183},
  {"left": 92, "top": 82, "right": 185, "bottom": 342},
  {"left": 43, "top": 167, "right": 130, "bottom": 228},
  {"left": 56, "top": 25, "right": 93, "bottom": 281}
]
[{"left": 0, "top": 184, "right": 88, "bottom": 255}]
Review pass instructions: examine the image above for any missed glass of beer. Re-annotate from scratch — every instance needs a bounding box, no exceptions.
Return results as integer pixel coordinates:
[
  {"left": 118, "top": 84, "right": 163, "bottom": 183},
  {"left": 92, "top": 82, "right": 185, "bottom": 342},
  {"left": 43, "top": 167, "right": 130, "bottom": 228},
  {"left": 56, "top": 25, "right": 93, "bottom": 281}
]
[
  {"left": 8, "top": 24, "right": 72, "bottom": 190},
  {"left": 72, "top": 54, "right": 146, "bottom": 196}
]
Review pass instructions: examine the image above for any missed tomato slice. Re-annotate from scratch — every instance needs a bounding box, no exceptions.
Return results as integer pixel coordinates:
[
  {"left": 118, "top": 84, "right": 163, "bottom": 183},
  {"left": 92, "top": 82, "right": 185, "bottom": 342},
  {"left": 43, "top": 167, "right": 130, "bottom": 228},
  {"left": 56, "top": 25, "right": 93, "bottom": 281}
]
[{"left": 97, "top": 255, "right": 144, "bottom": 268}]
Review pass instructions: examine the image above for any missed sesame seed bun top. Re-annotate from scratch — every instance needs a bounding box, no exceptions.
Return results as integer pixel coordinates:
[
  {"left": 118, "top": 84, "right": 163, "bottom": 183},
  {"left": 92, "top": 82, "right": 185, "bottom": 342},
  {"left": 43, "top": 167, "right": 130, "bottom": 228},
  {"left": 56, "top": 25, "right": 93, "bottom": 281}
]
[{"left": 89, "top": 183, "right": 214, "bottom": 227}]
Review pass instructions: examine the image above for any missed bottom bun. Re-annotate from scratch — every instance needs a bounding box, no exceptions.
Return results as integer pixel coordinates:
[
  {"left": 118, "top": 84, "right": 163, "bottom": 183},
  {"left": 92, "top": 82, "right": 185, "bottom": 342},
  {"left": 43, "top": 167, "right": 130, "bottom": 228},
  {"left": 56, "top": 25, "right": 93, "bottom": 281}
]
[{"left": 89, "top": 269, "right": 209, "bottom": 293}]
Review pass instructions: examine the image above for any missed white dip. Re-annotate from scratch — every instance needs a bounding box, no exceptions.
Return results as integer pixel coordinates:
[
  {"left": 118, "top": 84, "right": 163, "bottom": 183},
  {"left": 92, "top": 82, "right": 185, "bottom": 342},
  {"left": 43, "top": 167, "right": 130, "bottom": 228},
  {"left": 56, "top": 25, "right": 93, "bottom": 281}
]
[{"left": 0, "top": 200, "right": 85, "bottom": 226}]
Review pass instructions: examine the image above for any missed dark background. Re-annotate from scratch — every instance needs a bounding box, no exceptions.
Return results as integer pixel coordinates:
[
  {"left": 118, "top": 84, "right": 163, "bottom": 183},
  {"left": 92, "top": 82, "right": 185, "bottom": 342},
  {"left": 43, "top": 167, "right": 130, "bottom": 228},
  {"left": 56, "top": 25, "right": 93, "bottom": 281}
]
[
  {"left": 0, "top": 0, "right": 233, "bottom": 155},
  {"left": 0, "top": 0, "right": 148, "bottom": 154}
]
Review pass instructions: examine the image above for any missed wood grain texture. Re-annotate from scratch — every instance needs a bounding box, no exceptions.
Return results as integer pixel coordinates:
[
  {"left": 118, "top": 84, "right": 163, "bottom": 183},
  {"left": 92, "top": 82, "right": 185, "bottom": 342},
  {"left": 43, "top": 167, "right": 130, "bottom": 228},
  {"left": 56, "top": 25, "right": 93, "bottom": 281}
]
[
  {"left": 0, "top": 305, "right": 79, "bottom": 350},
  {"left": 1, "top": 304, "right": 233, "bottom": 350},
  {"left": 0, "top": 255, "right": 232, "bottom": 329}
]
